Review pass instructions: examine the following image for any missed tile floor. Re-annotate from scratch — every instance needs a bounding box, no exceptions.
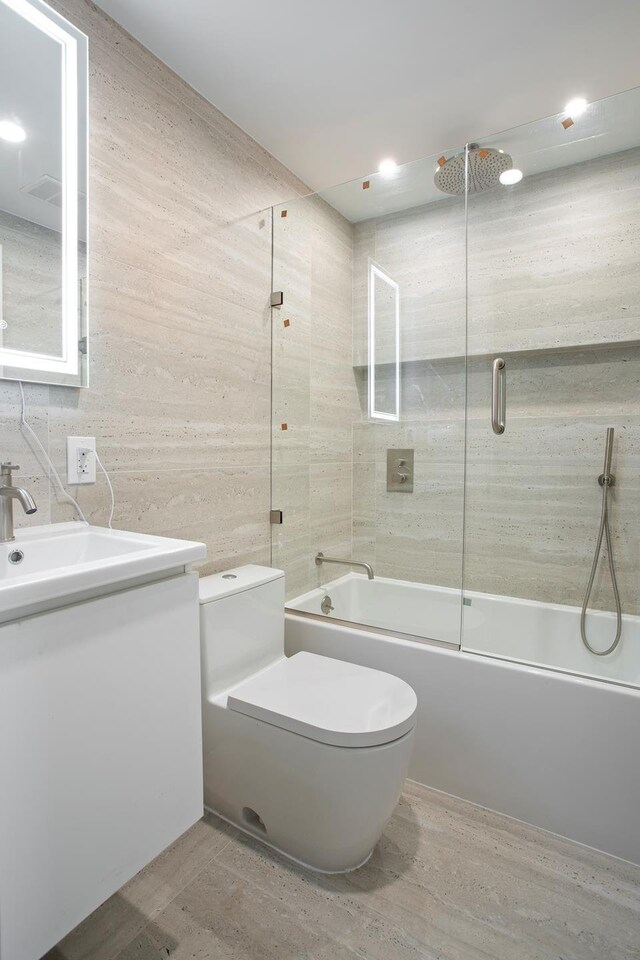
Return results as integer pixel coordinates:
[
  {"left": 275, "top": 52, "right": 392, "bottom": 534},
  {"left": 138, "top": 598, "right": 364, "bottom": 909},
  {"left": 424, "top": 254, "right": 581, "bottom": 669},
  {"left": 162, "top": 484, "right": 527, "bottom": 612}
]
[{"left": 48, "top": 781, "right": 640, "bottom": 960}]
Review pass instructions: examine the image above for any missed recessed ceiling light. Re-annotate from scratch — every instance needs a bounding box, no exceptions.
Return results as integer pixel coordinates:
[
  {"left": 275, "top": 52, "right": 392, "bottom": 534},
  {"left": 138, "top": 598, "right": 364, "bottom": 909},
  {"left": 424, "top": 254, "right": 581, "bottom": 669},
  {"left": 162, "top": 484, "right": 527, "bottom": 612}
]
[
  {"left": 378, "top": 158, "right": 398, "bottom": 177},
  {"left": 0, "top": 120, "right": 26, "bottom": 143},
  {"left": 499, "top": 168, "right": 523, "bottom": 186},
  {"left": 564, "top": 97, "right": 588, "bottom": 117}
]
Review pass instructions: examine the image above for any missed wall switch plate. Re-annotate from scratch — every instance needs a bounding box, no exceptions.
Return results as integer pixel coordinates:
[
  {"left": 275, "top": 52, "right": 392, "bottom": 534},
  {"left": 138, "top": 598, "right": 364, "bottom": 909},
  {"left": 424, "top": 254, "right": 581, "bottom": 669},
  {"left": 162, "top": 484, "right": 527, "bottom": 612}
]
[{"left": 67, "top": 436, "right": 96, "bottom": 484}]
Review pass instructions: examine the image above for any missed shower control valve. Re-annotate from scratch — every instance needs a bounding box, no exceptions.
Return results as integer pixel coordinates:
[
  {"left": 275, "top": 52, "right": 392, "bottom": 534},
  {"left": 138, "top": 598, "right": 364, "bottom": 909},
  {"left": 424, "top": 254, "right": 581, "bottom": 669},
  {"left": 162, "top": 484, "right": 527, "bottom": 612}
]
[{"left": 386, "top": 448, "right": 414, "bottom": 493}]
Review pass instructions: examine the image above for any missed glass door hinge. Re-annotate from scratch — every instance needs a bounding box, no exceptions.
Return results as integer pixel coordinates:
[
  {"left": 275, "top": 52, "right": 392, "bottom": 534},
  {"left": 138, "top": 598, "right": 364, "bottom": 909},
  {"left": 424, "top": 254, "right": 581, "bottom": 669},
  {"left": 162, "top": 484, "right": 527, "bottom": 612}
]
[
  {"left": 270, "top": 509, "right": 283, "bottom": 524},
  {"left": 270, "top": 291, "right": 284, "bottom": 307}
]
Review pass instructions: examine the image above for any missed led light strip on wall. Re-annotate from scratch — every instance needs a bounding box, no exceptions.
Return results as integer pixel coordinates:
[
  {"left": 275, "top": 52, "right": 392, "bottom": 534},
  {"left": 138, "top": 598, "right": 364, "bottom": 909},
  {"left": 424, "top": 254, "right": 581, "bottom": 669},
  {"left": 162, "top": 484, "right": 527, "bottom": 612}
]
[{"left": 368, "top": 260, "right": 400, "bottom": 422}]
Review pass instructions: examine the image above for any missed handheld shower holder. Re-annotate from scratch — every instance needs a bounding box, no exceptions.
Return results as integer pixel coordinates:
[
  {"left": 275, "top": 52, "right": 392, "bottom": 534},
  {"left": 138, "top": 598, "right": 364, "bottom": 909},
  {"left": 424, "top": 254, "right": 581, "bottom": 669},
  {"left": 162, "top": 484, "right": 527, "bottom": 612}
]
[{"left": 581, "top": 426, "right": 622, "bottom": 657}]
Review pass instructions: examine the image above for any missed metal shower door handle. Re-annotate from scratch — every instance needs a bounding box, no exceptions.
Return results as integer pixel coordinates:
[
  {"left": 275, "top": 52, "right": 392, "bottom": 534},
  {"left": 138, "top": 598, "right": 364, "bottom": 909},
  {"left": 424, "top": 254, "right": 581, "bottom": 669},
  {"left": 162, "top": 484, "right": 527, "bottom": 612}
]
[{"left": 491, "top": 358, "right": 506, "bottom": 435}]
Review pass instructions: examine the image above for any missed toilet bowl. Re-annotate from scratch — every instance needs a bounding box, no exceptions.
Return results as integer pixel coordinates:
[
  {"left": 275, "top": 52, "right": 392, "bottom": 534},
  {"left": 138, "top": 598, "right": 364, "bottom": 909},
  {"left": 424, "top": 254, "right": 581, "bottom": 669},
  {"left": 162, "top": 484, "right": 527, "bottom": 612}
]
[{"left": 199, "top": 564, "right": 417, "bottom": 873}]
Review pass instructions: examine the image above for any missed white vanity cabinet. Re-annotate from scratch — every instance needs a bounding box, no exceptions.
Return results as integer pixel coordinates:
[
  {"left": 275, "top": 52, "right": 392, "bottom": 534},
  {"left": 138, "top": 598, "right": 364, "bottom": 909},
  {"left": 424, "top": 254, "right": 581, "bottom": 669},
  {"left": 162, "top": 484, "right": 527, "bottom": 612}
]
[{"left": 0, "top": 570, "right": 203, "bottom": 960}]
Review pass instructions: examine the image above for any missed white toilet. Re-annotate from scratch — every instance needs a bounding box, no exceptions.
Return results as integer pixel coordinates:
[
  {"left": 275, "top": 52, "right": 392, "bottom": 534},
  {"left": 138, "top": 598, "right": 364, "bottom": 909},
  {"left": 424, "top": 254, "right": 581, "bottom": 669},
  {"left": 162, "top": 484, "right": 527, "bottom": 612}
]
[{"left": 199, "top": 564, "right": 417, "bottom": 873}]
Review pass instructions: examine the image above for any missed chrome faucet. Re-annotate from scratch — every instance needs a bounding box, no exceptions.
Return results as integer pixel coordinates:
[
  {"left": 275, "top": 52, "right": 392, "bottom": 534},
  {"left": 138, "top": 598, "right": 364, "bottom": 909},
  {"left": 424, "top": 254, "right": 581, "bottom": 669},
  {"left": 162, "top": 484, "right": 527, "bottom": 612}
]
[
  {"left": 0, "top": 463, "right": 37, "bottom": 542},
  {"left": 315, "top": 552, "right": 374, "bottom": 580}
]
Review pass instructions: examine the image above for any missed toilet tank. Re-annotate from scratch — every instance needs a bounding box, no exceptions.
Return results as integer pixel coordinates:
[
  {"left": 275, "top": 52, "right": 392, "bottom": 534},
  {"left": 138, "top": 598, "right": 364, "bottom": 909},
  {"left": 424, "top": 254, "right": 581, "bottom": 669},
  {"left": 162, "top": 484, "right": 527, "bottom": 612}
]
[{"left": 199, "top": 565, "right": 285, "bottom": 699}]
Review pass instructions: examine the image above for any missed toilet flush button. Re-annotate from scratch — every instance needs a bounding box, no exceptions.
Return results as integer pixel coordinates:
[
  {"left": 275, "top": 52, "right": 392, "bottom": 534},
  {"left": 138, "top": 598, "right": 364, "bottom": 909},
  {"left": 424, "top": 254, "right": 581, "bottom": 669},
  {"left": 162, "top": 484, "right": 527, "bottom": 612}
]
[{"left": 222, "top": 574, "right": 237, "bottom": 580}]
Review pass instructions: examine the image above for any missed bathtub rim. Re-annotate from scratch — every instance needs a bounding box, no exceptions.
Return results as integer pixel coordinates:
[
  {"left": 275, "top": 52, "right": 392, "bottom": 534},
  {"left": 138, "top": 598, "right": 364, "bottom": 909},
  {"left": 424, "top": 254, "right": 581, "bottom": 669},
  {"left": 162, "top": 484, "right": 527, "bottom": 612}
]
[
  {"left": 285, "top": 607, "right": 640, "bottom": 693},
  {"left": 284, "top": 607, "right": 460, "bottom": 651}
]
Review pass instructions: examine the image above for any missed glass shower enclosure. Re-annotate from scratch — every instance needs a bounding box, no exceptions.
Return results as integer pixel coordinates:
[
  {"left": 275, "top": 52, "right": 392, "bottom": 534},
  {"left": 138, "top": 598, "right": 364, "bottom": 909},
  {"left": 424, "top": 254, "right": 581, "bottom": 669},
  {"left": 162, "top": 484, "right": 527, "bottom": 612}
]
[{"left": 269, "top": 86, "right": 640, "bottom": 689}]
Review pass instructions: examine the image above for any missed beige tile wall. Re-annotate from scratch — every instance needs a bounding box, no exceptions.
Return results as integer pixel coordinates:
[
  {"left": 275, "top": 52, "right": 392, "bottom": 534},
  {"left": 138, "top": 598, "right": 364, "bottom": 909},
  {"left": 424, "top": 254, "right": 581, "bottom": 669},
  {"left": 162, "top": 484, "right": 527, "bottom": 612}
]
[
  {"left": 354, "top": 147, "right": 640, "bottom": 365},
  {"left": 0, "top": 0, "right": 310, "bottom": 576},
  {"left": 352, "top": 362, "right": 466, "bottom": 591},
  {"left": 351, "top": 347, "right": 638, "bottom": 614},
  {"left": 464, "top": 347, "right": 640, "bottom": 615},
  {"left": 352, "top": 195, "right": 466, "bottom": 365},
  {"left": 351, "top": 194, "right": 467, "bottom": 594},
  {"left": 350, "top": 150, "right": 640, "bottom": 615},
  {"left": 466, "top": 148, "right": 640, "bottom": 357}
]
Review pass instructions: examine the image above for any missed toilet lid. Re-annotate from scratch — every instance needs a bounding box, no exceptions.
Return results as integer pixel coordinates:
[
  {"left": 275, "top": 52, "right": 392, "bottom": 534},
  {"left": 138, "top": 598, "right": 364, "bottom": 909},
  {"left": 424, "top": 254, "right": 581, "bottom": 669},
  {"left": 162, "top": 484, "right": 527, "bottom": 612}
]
[{"left": 227, "top": 652, "right": 417, "bottom": 747}]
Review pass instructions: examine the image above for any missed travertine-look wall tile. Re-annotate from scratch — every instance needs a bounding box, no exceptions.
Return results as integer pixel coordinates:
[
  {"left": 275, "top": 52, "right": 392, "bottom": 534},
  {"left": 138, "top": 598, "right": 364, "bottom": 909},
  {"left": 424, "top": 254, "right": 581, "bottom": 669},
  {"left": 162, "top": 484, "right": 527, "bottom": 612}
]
[
  {"left": 354, "top": 147, "right": 640, "bottom": 364},
  {"left": 466, "top": 345, "right": 640, "bottom": 419},
  {"left": 467, "top": 148, "right": 640, "bottom": 356},
  {"left": 464, "top": 411, "right": 640, "bottom": 613},
  {"left": 271, "top": 462, "right": 310, "bottom": 542},
  {"left": 353, "top": 195, "right": 467, "bottom": 365},
  {"left": 310, "top": 461, "right": 352, "bottom": 543},
  {"left": 272, "top": 533, "right": 313, "bottom": 603},
  {"left": 352, "top": 461, "right": 376, "bottom": 561},
  {"left": 462, "top": 346, "right": 639, "bottom": 614},
  {"left": 348, "top": 159, "right": 639, "bottom": 621},
  {"left": 51, "top": 466, "right": 271, "bottom": 575}
]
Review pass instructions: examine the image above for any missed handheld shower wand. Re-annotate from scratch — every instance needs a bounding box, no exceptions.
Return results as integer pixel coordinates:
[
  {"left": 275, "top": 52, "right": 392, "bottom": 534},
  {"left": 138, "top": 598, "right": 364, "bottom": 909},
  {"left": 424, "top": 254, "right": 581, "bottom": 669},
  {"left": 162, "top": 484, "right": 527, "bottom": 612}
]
[{"left": 580, "top": 427, "right": 622, "bottom": 656}]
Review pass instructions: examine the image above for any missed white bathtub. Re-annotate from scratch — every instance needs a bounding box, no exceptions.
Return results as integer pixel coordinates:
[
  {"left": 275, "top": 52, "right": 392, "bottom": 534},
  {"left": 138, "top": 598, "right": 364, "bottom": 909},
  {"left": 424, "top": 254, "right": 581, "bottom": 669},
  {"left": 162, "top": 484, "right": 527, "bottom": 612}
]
[
  {"left": 291, "top": 573, "right": 640, "bottom": 686},
  {"left": 287, "top": 574, "right": 640, "bottom": 864}
]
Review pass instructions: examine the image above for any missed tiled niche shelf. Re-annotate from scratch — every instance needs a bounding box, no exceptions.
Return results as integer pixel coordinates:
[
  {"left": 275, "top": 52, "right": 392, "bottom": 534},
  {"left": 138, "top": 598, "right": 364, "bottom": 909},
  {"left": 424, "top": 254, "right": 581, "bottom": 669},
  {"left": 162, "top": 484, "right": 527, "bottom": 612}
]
[{"left": 354, "top": 329, "right": 640, "bottom": 371}]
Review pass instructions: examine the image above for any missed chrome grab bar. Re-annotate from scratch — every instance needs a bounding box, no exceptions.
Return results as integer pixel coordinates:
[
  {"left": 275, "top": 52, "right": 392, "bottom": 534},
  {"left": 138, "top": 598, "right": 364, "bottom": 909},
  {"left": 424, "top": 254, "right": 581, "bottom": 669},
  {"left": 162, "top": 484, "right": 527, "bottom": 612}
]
[
  {"left": 491, "top": 357, "right": 506, "bottom": 435},
  {"left": 315, "top": 552, "right": 374, "bottom": 580}
]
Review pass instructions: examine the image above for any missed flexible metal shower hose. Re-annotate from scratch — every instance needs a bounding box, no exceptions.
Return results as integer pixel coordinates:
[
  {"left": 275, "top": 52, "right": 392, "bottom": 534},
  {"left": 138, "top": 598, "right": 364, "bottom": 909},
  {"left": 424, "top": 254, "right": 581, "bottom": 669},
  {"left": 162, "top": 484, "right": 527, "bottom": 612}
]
[{"left": 580, "top": 479, "right": 622, "bottom": 656}]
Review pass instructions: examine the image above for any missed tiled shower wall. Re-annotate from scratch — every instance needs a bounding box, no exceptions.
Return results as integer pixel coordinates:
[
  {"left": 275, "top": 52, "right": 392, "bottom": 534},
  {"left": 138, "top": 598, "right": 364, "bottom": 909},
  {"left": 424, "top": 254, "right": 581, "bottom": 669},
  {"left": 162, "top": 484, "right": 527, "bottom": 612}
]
[
  {"left": 1, "top": 0, "right": 312, "bottom": 574},
  {"left": 464, "top": 347, "right": 639, "bottom": 613},
  {"left": 351, "top": 192, "right": 467, "bottom": 593},
  {"left": 463, "top": 148, "right": 639, "bottom": 613},
  {"left": 350, "top": 147, "right": 639, "bottom": 613}
]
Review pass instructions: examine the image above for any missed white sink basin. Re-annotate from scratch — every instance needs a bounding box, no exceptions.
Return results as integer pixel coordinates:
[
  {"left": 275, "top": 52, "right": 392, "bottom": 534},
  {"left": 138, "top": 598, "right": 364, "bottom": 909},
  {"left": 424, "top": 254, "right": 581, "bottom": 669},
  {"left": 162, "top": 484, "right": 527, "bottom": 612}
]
[{"left": 0, "top": 522, "right": 206, "bottom": 622}]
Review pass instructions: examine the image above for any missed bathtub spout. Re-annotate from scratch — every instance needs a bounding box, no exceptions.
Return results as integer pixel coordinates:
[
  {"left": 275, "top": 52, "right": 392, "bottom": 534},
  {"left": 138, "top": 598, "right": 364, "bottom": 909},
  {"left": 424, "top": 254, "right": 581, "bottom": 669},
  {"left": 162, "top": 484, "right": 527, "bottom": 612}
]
[{"left": 315, "top": 552, "right": 374, "bottom": 580}]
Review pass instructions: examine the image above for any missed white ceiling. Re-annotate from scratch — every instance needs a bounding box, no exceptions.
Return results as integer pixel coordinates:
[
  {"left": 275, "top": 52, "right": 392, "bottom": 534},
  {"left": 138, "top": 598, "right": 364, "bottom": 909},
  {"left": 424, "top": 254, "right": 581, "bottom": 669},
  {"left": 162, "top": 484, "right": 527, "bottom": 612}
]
[{"left": 93, "top": 0, "right": 640, "bottom": 193}]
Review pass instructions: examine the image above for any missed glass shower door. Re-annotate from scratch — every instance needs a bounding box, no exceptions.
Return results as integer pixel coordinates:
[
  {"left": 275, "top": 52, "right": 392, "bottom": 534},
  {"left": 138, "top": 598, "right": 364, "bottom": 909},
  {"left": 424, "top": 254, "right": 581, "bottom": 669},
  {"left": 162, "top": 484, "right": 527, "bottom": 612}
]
[
  {"left": 461, "top": 91, "right": 640, "bottom": 688},
  {"left": 270, "top": 153, "right": 468, "bottom": 647}
]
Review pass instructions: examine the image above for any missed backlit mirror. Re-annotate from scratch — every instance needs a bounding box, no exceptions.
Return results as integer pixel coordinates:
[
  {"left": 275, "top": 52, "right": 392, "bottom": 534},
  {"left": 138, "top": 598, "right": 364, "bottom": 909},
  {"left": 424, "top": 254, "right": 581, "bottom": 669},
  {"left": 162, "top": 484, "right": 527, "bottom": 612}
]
[{"left": 0, "top": 0, "right": 88, "bottom": 386}]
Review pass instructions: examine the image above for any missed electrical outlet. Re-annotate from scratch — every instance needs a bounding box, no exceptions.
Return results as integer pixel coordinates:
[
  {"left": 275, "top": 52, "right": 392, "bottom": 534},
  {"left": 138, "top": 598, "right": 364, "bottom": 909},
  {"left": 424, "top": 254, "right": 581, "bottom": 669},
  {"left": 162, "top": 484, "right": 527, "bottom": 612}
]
[{"left": 67, "top": 436, "right": 96, "bottom": 484}]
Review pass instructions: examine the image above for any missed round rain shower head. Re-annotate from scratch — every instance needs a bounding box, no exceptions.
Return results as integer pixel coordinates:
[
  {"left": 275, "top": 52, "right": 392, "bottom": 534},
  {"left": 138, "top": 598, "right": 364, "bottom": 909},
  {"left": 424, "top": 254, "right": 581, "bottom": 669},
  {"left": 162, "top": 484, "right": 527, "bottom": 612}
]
[{"left": 434, "top": 146, "right": 513, "bottom": 195}]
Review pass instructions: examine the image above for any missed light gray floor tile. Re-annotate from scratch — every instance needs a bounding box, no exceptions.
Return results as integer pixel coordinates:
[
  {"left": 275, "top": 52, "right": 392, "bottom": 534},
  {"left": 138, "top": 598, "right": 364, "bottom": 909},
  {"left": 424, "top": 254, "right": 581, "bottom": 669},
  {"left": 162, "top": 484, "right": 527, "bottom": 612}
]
[{"left": 50, "top": 783, "right": 640, "bottom": 960}]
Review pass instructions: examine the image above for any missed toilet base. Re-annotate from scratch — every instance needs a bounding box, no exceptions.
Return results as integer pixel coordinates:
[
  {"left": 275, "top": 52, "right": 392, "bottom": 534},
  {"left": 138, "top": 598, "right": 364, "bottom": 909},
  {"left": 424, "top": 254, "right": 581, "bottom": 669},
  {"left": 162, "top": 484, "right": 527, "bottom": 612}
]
[
  {"left": 204, "top": 803, "right": 377, "bottom": 874},
  {"left": 202, "top": 699, "right": 415, "bottom": 873}
]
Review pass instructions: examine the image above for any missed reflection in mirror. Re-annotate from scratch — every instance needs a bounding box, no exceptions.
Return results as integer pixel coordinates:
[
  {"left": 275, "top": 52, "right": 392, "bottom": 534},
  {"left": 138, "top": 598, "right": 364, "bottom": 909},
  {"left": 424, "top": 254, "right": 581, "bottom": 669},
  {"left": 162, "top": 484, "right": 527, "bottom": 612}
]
[
  {"left": 368, "top": 261, "right": 399, "bottom": 421},
  {"left": 0, "top": 0, "right": 88, "bottom": 386}
]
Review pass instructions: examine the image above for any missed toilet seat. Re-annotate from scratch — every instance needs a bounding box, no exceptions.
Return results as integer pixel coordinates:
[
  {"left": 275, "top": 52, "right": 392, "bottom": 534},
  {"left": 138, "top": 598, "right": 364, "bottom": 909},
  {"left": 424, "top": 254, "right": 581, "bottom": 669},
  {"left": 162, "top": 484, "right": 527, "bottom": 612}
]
[{"left": 227, "top": 651, "right": 417, "bottom": 748}]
